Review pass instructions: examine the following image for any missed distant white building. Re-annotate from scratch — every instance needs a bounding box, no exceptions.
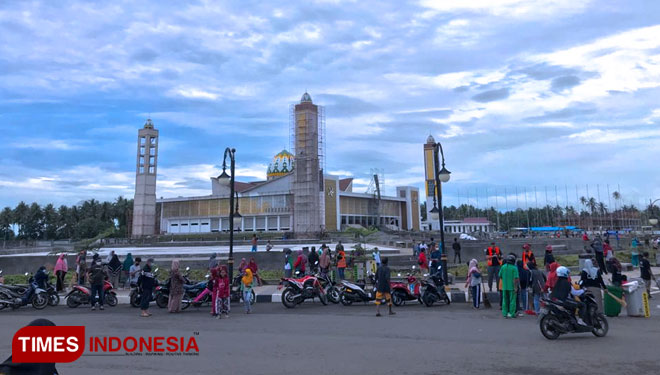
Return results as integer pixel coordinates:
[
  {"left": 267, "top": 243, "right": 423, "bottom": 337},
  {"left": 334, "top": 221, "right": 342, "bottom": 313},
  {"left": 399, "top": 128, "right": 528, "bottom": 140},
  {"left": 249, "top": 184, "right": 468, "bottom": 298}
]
[{"left": 423, "top": 217, "right": 495, "bottom": 234}]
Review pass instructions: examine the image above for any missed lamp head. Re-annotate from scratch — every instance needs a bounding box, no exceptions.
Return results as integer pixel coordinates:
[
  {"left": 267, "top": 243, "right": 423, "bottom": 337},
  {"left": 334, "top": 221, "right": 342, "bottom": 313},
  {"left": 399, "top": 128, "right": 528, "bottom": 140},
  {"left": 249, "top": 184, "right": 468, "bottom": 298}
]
[{"left": 438, "top": 166, "right": 451, "bottom": 183}]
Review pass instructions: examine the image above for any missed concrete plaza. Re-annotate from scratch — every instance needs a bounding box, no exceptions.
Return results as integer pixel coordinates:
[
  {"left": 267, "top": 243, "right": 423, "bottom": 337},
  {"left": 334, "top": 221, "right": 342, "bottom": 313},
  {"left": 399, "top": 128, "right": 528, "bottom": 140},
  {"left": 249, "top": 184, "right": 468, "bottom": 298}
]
[{"left": 1, "top": 300, "right": 659, "bottom": 374}]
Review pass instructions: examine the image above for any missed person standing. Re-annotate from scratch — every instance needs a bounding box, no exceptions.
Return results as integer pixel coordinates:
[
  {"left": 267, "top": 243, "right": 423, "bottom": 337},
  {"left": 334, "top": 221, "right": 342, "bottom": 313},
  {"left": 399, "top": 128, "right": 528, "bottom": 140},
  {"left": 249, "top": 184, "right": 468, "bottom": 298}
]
[
  {"left": 591, "top": 235, "right": 606, "bottom": 272},
  {"left": 168, "top": 259, "right": 184, "bottom": 313},
  {"left": 516, "top": 260, "right": 531, "bottom": 314},
  {"left": 122, "top": 252, "right": 134, "bottom": 288},
  {"left": 54, "top": 253, "right": 68, "bottom": 292},
  {"left": 452, "top": 238, "right": 461, "bottom": 264},
  {"left": 640, "top": 252, "right": 656, "bottom": 298},
  {"left": 375, "top": 257, "right": 394, "bottom": 317},
  {"left": 485, "top": 242, "right": 502, "bottom": 292},
  {"left": 528, "top": 261, "right": 546, "bottom": 315},
  {"left": 465, "top": 259, "right": 482, "bottom": 309},
  {"left": 88, "top": 257, "right": 108, "bottom": 311},
  {"left": 319, "top": 247, "right": 331, "bottom": 276},
  {"left": 248, "top": 258, "right": 262, "bottom": 286},
  {"left": 284, "top": 249, "right": 293, "bottom": 278},
  {"left": 208, "top": 253, "right": 219, "bottom": 270},
  {"left": 543, "top": 245, "right": 555, "bottom": 272},
  {"left": 77, "top": 250, "right": 87, "bottom": 285},
  {"left": 308, "top": 246, "right": 320, "bottom": 273},
  {"left": 107, "top": 253, "right": 122, "bottom": 289},
  {"left": 336, "top": 245, "right": 347, "bottom": 280},
  {"left": 498, "top": 255, "right": 519, "bottom": 319},
  {"left": 215, "top": 266, "right": 230, "bottom": 318},
  {"left": 372, "top": 247, "right": 382, "bottom": 267},
  {"left": 417, "top": 248, "right": 428, "bottom": 273},
  {"left": 412, "top": 240, "right": 419, "bottom": 259},
  {"left": 129, "top": 257, "right": 142, "bottom": 287},
  {"left": 521, "top": 244, "right": 536, "bottom": 269},
  {"left": 544, "top": 262, "right": 560, "bottom": 294},
  {"left": 580, "top": 259, "right": 607, "bottom": 311},
  {"left": 631, "top": 237, "right": 640, "bottom": 267},
  {"left": 603, "top": 240, "right": 614, "bottom": 268},
  {"left": 430, "top": 246, "right": 441, "bottom": 275},
  {"left": 105, "top": 250, "right": 115, "bottom": 265},
  {"left": 241, "top": 268, "right": 254, "bottom": 314},
  {"left": 251, "top": 234, "right": 258, "bottom": 252},
  {"left": 139, "top": 263, "right": 155, "bottom": 317},
  {"left": 293, "top": 250, "right": 306, "bottom": 276}
]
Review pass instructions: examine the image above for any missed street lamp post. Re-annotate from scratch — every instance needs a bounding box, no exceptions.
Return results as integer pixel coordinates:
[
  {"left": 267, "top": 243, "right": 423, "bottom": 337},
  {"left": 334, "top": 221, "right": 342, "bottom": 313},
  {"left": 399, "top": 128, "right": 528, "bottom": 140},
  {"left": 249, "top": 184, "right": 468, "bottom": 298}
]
[
  {"left": 217, "top": 147, "right": 241, "bottom": 280},
  {"left": 429, "top": 141, "right": 451, "bottom": 284},
  {"left": 649, "top": 199, "right": 660, "bottom": 227}
]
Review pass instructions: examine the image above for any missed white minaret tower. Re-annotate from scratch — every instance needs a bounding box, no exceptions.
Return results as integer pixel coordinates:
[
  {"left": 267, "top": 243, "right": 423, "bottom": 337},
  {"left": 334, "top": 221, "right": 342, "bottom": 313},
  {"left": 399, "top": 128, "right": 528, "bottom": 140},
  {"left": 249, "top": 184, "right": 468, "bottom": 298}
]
[{"left": 131, "top": 119, "right": 158, "bottom": 237}]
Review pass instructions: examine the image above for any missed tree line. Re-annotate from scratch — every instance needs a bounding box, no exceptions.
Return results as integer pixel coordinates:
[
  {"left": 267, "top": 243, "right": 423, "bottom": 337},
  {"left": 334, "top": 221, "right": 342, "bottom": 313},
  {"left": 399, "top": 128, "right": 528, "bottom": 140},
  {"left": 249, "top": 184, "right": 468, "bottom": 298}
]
[
  {"left": 424, "top": 191, "right": 660, "bottom": 231},
  {"left": 0, "top": 197, "right": 133, "bottom": 241}
]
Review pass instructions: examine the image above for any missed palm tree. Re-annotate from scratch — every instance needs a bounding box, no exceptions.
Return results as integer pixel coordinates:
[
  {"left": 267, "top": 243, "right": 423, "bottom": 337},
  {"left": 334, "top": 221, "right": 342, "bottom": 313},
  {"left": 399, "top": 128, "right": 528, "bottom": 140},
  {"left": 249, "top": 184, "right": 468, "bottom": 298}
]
[{"left": 612, "top": 191, "right": 621, "bottom": 229}]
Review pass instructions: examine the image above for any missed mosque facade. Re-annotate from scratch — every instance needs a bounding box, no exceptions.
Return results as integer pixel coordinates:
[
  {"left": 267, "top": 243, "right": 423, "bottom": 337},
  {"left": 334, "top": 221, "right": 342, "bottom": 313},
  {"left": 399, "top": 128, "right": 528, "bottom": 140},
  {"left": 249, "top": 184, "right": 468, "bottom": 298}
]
[{"left": 133, "top": 93, "right": 420, "bottom": 236}]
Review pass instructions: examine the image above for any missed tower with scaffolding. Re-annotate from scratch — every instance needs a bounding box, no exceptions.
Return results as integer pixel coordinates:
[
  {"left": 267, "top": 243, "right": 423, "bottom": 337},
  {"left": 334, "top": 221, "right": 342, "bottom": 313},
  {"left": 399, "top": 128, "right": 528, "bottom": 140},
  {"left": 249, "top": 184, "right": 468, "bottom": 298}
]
[
  {"left": 366, "top": 169, "right": 384, "bottom": 228},
  {"left": 289, "top": 92, "right": 326, "bottom": 234}
]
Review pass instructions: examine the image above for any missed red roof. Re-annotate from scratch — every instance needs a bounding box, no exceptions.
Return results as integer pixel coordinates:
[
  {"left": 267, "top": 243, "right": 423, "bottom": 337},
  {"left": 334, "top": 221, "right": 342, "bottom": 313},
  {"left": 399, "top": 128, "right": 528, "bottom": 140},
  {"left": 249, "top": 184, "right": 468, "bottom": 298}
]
[{"left": 339, "top": 178, "right": 353, "bottom": 191}]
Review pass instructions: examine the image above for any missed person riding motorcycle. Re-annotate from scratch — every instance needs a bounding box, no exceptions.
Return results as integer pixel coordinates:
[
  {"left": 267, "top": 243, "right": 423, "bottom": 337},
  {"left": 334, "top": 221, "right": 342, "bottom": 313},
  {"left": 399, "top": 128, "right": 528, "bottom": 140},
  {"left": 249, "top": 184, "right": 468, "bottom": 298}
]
[
  {"left": 22, "top": 266, "right": 48, "bottom": 304},
  {"left": 549, "top": 266, "right": 587, "bottom": 326}
]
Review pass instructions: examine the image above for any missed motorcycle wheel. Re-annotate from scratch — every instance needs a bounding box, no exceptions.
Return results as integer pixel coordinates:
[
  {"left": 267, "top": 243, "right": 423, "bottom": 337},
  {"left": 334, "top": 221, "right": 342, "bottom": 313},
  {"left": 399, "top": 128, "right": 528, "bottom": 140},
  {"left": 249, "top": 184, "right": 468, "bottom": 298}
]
[
  {"left": 539, "top": 315, "right": 561, "bottom": 340},
  {"left": 31, "top": 293, "right": 48, "bottom": 310},
  {"left": 281, "top": 288, "right": 298, "bottom": 308},
  {"left": 0, "top": 291, "right": 10, "bottom": 310},
  {"left": 340, "top": 293, "right": 353, "bottom": 306},
  {"left": 105, "top": 293, "right": 118, "bottom": 307},
  {"left": 129, "top": 292, "right": 140, "bottom": 308},
  {"left": 422, "top": 293, "right": 434, "bottom": 307},
  {"left": 48, "top": 293, "right": 60, "bottom": 307},
  {"left": 156, "top": 293, "right": 168, "bottom": 308},
  {"left": 318, "top": 290, "right": 328, "bottom": 306},
  {"left": 591, "top": 313, "right": 609, "bottom": 337},
  {"left": 392, "top": 291, "right": 404, "bottom": 307},
  {"left": 66, "top": 292, "right": 82, "bottom": 308},
  {"left": 181, "top": 294, "right": 192, "bottom": 310},
  {"left": 327, "top": 286, "right": 340, "bottom": 304}
]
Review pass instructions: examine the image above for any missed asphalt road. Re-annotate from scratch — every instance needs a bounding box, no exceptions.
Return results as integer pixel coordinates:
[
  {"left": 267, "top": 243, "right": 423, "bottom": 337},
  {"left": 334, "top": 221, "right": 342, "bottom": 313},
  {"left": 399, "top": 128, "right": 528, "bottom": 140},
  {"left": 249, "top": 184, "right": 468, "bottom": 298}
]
[{"left": 1, "top": 301, "right": 660, "bottom": 375}]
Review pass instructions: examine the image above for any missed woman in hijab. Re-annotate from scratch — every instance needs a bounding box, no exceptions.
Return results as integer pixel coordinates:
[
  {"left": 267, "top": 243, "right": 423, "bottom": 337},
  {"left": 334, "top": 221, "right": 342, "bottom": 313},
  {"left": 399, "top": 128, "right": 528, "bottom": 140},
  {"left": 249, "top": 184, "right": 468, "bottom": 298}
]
[
  {"left": 238, "top": 258, "right": 248, "bottom": 273},
  {"left": 122, "top": 253, "right": 134, "bottom": 288},
  {"left": 54, "top": 253, "right": 68, "bottom": 292},
  {"left": 108, "top": 254, "right": 122, "bottom": 289},
  {"left": 247, "top": 258, "right": 262, "bottom": 286},
  {"left": 0, "top": 319, "right": 59, "bottom": 375},
  {"left": 208, "top": 253, "right": 219, "bottom": 270},
  {"left": 319, "top": 248, "right": 331, "bottom": 276},
  {"left": 580, "top": 259, "right": 607, "bottom": 312},
  {"left": 544, "top": 262, "right": 560, "bottom": 294},
  {"left": 168, "top": 259, "right": 184, "bottom": 313},
  {"left": 139, "top": 264, "right": 155, "bottom": 317},
  {"left": 464, "top": 259, "right": 482, "bottom": 309}
]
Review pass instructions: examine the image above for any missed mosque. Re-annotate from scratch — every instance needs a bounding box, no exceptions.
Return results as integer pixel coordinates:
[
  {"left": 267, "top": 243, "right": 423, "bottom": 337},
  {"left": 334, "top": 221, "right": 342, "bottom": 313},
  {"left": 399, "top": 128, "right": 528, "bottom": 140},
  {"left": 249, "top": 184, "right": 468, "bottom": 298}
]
[{"left": 131, "top": 92, "right": 421, "bottom": 237}]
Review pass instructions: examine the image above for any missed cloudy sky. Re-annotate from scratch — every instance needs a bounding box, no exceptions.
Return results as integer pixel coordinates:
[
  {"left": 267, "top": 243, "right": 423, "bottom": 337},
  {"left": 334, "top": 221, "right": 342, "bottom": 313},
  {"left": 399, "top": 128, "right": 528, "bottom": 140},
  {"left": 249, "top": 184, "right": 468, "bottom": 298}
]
[{"left": 1, "top": 0, "right": 659, "bottom": 211}]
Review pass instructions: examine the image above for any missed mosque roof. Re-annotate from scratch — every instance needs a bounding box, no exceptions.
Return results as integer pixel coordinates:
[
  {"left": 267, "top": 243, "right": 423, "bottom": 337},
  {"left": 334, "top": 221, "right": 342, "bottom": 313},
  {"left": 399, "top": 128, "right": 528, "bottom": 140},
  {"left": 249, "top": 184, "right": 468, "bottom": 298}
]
[
  {"left": 267, "top": 149, "right": 295, "bottom": 179},
  {"left": 301, "top": 92, "right": 312, "bottom": 103}
]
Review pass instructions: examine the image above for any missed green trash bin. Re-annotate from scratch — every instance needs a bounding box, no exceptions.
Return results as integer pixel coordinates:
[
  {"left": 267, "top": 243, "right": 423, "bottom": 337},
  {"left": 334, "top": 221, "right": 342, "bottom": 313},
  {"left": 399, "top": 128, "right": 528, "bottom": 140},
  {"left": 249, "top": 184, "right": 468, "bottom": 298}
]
[{"left": 604, "top": 285, "right": 623, "bottom": 317}]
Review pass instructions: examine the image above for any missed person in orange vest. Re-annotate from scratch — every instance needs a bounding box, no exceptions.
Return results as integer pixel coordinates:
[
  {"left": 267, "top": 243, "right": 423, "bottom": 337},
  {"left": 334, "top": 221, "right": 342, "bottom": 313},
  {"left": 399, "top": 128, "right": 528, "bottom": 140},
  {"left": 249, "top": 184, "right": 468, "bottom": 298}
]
[
  {"left": 522, "top": 243, "right": 536, "bottom": 269},
  {"left": 485, "top": 242, "right": 502, "bottom": 292},
  {"left": 336, "top": 241, "right": 347, "bottom": 280}
]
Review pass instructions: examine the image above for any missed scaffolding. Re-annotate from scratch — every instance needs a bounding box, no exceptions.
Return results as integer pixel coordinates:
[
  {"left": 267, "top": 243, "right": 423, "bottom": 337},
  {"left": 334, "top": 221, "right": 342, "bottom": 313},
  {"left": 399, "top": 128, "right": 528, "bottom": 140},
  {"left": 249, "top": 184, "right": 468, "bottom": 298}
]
[{"left": 289, "top": 101, "right": 326, "bottom": 234}]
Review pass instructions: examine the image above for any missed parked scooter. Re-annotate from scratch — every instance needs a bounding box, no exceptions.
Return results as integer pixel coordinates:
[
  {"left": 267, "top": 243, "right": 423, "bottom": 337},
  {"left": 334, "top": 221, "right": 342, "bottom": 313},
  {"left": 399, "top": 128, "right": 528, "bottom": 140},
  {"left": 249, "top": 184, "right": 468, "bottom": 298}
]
[
  {"left": 46, "top": 280, "right": 60, "bottom": 306},
  {"left": 65, "top": 280, "right": 118, "bottom": 308},
  {"left": 391, "top": 269, "right": 422, "bottom": 306},
  {"left": 338, "top": 274, "right": 377, "bottom": 306},
  {"left": 0, "top": 272, "right": 49, "bottom": 310},
  {"left": 420, "top": 266, "right": 450, "bottom": 307},
  {"left": 280, "top": 271, "right": 327, "bottom": 308}
]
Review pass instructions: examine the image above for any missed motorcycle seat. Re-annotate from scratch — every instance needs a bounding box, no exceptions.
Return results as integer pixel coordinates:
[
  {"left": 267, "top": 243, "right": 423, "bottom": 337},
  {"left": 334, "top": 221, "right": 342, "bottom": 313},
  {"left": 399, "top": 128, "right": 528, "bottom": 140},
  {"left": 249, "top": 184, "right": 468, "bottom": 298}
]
[{"left": 1, "top": 285, "right": 27, "bottom": 292}]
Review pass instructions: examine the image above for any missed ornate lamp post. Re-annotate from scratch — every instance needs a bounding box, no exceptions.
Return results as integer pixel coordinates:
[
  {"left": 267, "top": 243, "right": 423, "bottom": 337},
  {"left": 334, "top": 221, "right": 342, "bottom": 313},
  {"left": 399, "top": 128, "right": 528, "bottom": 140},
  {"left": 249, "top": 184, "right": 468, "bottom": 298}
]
[
  {"left": 428, "top": 141, "right": 451, "bottom": 283},
  {"left": 649, "top": 198, "right": 660, "bottom": 227},
  {"left": 217, "top": 148, "right": 242, "bottom": 279}
]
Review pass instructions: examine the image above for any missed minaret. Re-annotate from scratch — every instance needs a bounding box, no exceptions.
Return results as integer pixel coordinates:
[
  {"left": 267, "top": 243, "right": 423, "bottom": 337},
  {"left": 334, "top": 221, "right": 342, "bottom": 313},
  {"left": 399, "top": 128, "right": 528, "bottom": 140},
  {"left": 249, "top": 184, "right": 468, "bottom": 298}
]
[
  {"left": 292, "top": 92, "right": 324, "bottom": 233},
  {"left": 131, "top": 119, "right": 159, "bottom": 237},
  {"left": 423, "top": 134, "right": 437, "bottom": 229}
]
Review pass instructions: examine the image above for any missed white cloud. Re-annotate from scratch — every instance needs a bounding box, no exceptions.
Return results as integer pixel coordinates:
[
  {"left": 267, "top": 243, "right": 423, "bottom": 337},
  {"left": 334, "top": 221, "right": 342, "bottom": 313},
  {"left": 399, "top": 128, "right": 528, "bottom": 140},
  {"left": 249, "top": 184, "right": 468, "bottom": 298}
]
[{"left": 419, "top": 0, "right": 592, "bottom": 18}]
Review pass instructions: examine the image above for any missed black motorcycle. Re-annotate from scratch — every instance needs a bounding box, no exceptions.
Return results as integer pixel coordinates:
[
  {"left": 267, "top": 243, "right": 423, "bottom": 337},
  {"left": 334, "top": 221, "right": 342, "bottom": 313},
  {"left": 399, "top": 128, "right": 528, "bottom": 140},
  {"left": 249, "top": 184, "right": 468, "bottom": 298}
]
[
  {"left": 539, "top": 289, "right": 608, "bottom": 340},
  {"left": 0, "top": 273, "right": 48, "bottom": 310},
  {"left": 420, "top": 273, "right": 450, "bottom": 307},
  {"left": 317, "top": 272, "right": 340, "bottom": 304},
  {"left": 46, "top": 280, "right": 60, "bottom": 306},
  {"left": 129, "top": 268, "right": 161, "bottom": 308}
]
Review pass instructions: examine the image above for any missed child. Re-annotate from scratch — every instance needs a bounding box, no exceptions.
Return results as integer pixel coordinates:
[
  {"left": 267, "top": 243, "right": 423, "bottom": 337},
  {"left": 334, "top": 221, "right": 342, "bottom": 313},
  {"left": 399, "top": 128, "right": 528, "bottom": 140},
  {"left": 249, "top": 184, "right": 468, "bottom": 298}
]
[
  {"left": 215, "top": 266, "right": 231, "bottom": 318},
  {"left": 465, "top": 259, "right": 482, "bottom": 309},
  {"left": 210, "top": 266, "right": 221, "bottom": 316},
  {"left": 241, "top": 268, "right": 254, "bottom": 314}
]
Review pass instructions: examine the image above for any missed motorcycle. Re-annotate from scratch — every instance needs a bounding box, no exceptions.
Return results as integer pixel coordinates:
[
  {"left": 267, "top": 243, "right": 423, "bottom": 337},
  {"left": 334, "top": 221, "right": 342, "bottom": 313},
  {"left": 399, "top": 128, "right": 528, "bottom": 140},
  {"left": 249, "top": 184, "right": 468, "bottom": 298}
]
[
  {"left": 65, "top": 280, "right": 118, "bottom": 308},
  {"left": 391, "top": 272, "right": 422, "bottom": 306},
  {"left": 280, "top": 272, "right": 327, "bottom": 308},
  {"left": 317, "top": 271, "right": 340, "bottom": 304},
  {"left": 338, "top": 274, "right": 377, "bottom": 306},
  {"left": 182, "top": 278, "right": 211, "bottom": 310},
  {"left": 539, "top": 288, "right": 608, "bottom": 340},
  {"left": 0, "top": 272, "right": 48, "bottom": 310},
  {"left": 46, "top": 280, "right": 60, "bottom": 306},
  {"left": 230, "top": 275, "right": 256, "bottom": 305},
  {"left": 129, "top": 268, "right": 160, "bottom": 308},
  {"left": 155, "top": 267, "right": 193, "bottom": 308},
  {"left": 420, "top": 268, "right": 450, "bottom": 307}
]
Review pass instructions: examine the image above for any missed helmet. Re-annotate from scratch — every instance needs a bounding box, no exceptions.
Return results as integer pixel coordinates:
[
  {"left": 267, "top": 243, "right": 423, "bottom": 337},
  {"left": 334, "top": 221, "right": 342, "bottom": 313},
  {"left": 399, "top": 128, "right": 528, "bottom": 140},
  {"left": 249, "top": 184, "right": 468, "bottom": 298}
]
[
  {"left": 556, "top": 266, "right": 570, "bottom": 278},
  {"left": 506, "top": 254, "right": 516, "bottom": 264},
  {"left": 522, "top": 243, "right": 531, "bottom": 250}
]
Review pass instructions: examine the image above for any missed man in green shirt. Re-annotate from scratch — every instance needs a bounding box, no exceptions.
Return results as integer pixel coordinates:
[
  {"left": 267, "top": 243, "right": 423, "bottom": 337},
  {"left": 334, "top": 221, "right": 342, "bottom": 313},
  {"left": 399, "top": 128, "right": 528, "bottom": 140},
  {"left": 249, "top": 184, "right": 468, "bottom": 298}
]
[{"left": 499, "top": 254, "right": 519, "bottom": 318}]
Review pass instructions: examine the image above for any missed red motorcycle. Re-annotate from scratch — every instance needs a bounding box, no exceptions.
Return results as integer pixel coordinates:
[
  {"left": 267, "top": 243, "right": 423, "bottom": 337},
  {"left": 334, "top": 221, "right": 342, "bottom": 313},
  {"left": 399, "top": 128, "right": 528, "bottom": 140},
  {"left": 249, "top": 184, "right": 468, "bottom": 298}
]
[
  {"left": 279, "top": 273, "right": 327, "bottom": 308},
  {"left": 65, "top": 280, "right": 118, "bottom": 308},
  {"left": 391, "top": 274, "right": 422, "bottom": 306}
]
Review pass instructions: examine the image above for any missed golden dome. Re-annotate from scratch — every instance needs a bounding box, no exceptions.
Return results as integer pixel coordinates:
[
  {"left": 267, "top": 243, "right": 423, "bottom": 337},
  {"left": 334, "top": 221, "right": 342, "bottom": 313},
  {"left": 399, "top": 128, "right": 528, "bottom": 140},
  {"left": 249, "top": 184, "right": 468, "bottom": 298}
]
[{"left": 267, "top": 149, "right": 294, "bottom": 180}]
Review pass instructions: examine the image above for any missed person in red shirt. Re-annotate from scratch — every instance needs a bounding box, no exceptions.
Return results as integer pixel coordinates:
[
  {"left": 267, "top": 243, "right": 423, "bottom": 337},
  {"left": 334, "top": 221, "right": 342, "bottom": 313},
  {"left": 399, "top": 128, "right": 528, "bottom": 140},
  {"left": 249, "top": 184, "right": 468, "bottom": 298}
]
[
  {"left": 248, "top": 257, "right": 262, "bottom": 286},
  {"left": 293, "top": 250, "right": 306, "bottom": 276},
  {"left": 418, "top": 249, "right": 428, "bottom": 272},
  {"left": 214, "top": 266, "right": 230, "bottom": 319}
]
